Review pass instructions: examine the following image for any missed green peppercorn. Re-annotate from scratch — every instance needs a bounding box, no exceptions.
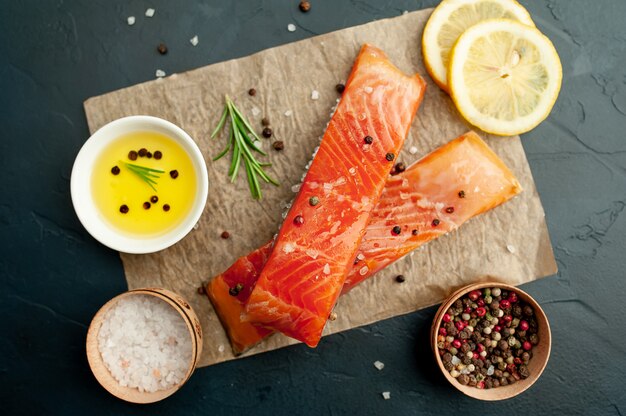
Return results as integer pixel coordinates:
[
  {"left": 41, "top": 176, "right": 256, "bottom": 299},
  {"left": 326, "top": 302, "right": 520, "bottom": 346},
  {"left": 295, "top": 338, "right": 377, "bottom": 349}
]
[
  {"left": 484, "top": 295, "right": 493, "bottom": 304},
  {"left": 483, "top": 288, "right": 491, "bottom": 297},
  {"left": 309, "top": 196, "right": 320, "bottom": 206}
]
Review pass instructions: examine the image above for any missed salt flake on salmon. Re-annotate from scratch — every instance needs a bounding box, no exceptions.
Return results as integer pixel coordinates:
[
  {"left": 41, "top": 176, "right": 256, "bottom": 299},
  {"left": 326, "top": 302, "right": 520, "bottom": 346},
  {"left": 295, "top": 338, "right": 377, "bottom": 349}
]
[{"left": 243, "top": 44, "right": 426, "bottom": 347}]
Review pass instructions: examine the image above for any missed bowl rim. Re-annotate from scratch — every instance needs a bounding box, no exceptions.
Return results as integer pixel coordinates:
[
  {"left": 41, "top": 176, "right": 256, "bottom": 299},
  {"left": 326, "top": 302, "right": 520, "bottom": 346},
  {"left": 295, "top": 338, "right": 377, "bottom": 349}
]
[
  {"left": 85, "top": 288, "right": 202, "bottom": 404},
  {"left": 431, "top": 281, "right": 551, "bottom": 401},
  {"left": 70, "top": 115, "right": 209, "bottom": 254}
]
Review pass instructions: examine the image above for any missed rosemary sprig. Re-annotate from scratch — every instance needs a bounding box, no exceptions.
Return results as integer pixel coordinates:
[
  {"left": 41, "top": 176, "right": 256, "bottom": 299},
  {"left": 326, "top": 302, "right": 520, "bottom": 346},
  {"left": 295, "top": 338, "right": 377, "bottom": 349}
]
[
  {"left": 211, "top": 95, "right": 279, "bottom": 199},
  {"left": 121, "top": 161, "right": 165, "bottom": 192}
]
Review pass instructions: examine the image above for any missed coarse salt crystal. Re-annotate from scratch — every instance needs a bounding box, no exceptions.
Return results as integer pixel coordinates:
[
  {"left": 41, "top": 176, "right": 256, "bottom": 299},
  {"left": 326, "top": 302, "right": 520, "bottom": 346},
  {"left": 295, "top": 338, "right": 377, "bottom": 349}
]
[
  {"left": 323, "top": 264, "right": 331, "bottom": 275},
  {"left": 374, "top": 361, "right": 385, "bottom": 370},
  {"left": 349, "top": 167, "right": 357, "bottom": 176},
  {"left": 400, "top": 192, "right": 410, "bottom": 200},
  {"left": 382, "top": 392, "right": 391, "bottom": 400},
  {"left": 291, "top": 183, "right": 301, "bottom": 193},
  {"left": 193, "top": 222, "right": 200, "bottom": 230},
  {"left": 287, "top": 23, "right": 296, "bottom": 32},
  {"left": 306, "top": 249, "right": 319, "bottom": 259},
  {"left": 359, "top": 266, "right": 369, "bottom": 276},
  {"left": 364, "top": 86, "right": 373, "bottom": 94},
  {"left": 311, "top": 90, "right": 320, "bottom": 100},
  {"left": 155, "top": 69, "right": 166, "bottom": 78},
  {"left": 145, "top": 8, "right": 155, "bottom": 17},
  {"left": 251, "top": 106, "right": 261, "bottom": 116},
  {"left": 189, "top": 35, "right": 199, "bottom": 46},
  {"left": 283, "top": 243, "right": 295, "bottom": 254},
  {"left": 507, "top": 244, "right": 516, "bottom": 254},
  {"left": 403, "top": 10, "right": 408, "bottom": 15},
  {"left": 218, "top": 344, "right": 225, "bottom": 353},
  {"left": 357, "top": 253, "right": 365, "bottom": 261},
  {"left": 284, "top": 110, "right": 293, "bottom": 117},
  {"left": 409, "top": 146, "right": 418, "bottom": 155},
  {"left": 127, "top": 16, "right": 136, "bottom": 25}
]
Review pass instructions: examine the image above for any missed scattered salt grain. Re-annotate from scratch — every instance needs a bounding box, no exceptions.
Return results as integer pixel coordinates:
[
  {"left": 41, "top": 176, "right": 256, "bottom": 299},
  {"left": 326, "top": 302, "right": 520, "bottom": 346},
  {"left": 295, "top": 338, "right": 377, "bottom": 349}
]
[
  {"left": 284, "top": 110, "right": 293, "bottom": 117},
  {"left": 193, "top": 222, "right": 200, "bottom": 230},
  {"left": 306, "top": 249, "right": 319, "bottom": 259},
  {"left": 155, "top": 69, "right": 166, "bottom": 78},
  {"left": 409, "top": 146, "right": 418, "bottom": 155},
  {"left": 283, "top": 243, "right": 295, "bottom": 254},
  {"left": 287, "top": 23, "right": 296, "bottom": 32},
  {"left": 311, "top": 90, "right": 320, "bottom": 100},
  {"left": 382, "top": 392, "right": 391, "bottom": 400},
  {"left": 218, "top": 344, "right": 225, "bottom": 353},
  {"left": 97, "top": 295, "right": 192, "bottom": 393},
  {"left": 323, "top": 264, "right": 331, "bottom": 275},
  {"left": 506, "top": 244, "right": 516, "bottom": 254},
  {"left": 189, "top": 35, "right": 199, "bottom": 46},
  {"left": 373, "top": 361, "right": 385, "bottom": 370},
  {"left": 145, "top": 8, "right": 155, "bottom": 17},
  {"left": 364, "top": 86, "right": 373, "bottom": 94},
  {"left": 127, "top": 16, "right": 136, "bottom": 25},
  {"left": 403, "top": 10, "right": 409, "bottom": 15},
  {"left": 349, "top": 167, "right": 357, "bottom": 176},
  {"left": 251, "top": 106, "right": 261, "bottom": 116},
  {"left": 291, "top": 183, "right": 301, "bottom": 193},
  {"left": 356, "top": 253, "right": 365, "bottom": 261}
]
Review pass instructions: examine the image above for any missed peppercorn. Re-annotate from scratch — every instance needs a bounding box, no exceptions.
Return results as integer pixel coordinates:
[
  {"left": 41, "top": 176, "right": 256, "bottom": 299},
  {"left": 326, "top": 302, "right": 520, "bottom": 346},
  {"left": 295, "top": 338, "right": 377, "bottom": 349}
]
[
  {"left": 261, "top": 117, "right": 270, "bottom": 126},
  {"left": 394, "top": 162, "right": 406, "bottom": 173},
  {"left": 490, "top": 300, "right": 500, "bottom": 310},
  {"left": 523, "top": 305, "right": 534, "bottom": 316},
  {"left": 272, "top": 140, "right": 284, "bottom": 151},
  {"left": 299, "top": 0, "right": 311, "bottom": 12},
  {"left": 458, "top": 190, "right": 466, "bottom": 198},
  {"left": 335, "top": 83, "right": 345, "bottom": 94},
  {"left": 157, "top": 43, "right": 168, "bottom": 55},
  {"left": 221, "top": 231, "right": 230, "bottom": 239},
  {"left": 111, "top": 166, "right": 120, "bottom": 175},
  {"left": 153, "top": 150, "right": 162, "bottom": 160},
  {"left": 162, "top": 204, "right": 170, "bottom": 212},
  {"left": 248, "top": 88, "right": 256, "bottom": 96},
  {"left": 197, "top": 285, "right": 206, "bottom": 295},
  {"left": 444, "top": 362, "right": 454, "bottom": 372},
  {"left": 143, "top": 202, "right": 151, "bottom": 209},
  {"left": 395, "top": 274, "right": 406, "bottom": 283},
  {"left": 309, "top": 196, "right": 319, "bottom": 206},
  {"left": 119, "top": 204, "right": 129, "bottom": 213},
  {"left": 432, "top": 219, "right": 440, "bottom": 227},
  {"left": 392, "top": 225, "right": 401, "bottom": 235},
  {"left": 385, "top": 152, "right": 395, "bottom": 162},
  {"left": 444, "top": 206, "right": 454, "bottom": 214},
  {"left": 138, "top": 148, "right": 147, "bottom": 157},
  {"left": 145, "top": 151, "right": 152, "bottom": 159},
  {"left": 293, "top": 215, "right": 304, "bottom": 226},
  {"left": 128, "top": 150, "right": 138, "bottom": 160},
  {"left": 150, "top": 195, "right": 158, "bottom": 203},
  {"left": 170, "top": 170, "right": 179, "bottom": 179},
  {"left": 229, "top": 283, "right": 244, "bottom": 296},
  {"left": 364, "top": 135, "right": 373, "bottom": 144},
  {"left": 484, "top": 378, "right": 493, "bottom": 389},
  {"left": 529, "top": 333, "right": 539, "bottom": 345},
  {"left": 498, "top": 340, "right": 509, "bottom": 351}
]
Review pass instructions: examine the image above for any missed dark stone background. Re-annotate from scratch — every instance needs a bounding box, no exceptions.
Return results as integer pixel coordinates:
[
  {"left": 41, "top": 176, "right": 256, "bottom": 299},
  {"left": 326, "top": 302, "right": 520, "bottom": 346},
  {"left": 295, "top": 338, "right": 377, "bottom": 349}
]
[{"left": 1, "top": 1, "right": 625, "bottom": 415}]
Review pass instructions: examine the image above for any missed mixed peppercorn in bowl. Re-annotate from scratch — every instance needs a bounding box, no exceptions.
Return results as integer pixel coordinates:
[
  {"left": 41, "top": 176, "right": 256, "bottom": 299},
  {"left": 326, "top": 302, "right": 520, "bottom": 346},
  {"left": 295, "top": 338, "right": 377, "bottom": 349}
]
[{"left": 431, "top": 282, "right": 551, "bottom": 401}]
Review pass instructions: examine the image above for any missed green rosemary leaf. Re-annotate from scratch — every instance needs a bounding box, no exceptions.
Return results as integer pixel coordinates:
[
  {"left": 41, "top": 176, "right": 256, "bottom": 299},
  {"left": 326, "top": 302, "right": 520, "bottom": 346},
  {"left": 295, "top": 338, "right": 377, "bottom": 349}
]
[
  {"left": 122, "top": 161, "right": 162, "bottom": 191},
  {"left": 211, "top": 106, "right": 228, "bottom": 139},
  {"left": 211, "top": 95, "right": 280, "bottom": 199},
  {"left": 123, "top": 162, "right": 164, "bottom": 174}
]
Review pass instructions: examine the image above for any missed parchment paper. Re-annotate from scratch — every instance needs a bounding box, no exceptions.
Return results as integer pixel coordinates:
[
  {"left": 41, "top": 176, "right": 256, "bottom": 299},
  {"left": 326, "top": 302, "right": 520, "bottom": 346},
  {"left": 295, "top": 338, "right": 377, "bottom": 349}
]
[{"left": 84, "top": 8, "right": 557, "bottom": 367}]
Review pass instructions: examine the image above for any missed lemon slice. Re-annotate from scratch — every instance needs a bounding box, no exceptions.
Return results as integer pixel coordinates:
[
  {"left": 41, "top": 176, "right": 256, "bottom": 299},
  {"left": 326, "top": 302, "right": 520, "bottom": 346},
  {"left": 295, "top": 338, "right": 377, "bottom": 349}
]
[
  {"left": 422, "top": 0, "right": 534, "bottom": 91},
  {"left": 448, "top": 19, "right": 562, "bottom": 136}
]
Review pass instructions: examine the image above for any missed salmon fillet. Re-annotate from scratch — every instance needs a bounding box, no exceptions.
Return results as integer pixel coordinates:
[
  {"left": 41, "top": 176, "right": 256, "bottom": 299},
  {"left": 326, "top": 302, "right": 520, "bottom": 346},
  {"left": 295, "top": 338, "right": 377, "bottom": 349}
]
[
  {"left": 206, "top": 131, "right": 522, "bottom": 354},
  {"left": 243, "top": 44, "right": 426, "bottom": 347}
]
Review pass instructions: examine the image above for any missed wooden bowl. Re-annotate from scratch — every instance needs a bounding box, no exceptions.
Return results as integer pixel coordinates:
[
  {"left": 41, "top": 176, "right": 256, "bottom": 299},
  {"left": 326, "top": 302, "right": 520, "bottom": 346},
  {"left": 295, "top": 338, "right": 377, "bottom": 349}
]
[
  {"left": 86, "top": 288, "right": 203, "bottom": 403},
  {"left": 431, "top": 281, "right": 551, "bottom": 401}
]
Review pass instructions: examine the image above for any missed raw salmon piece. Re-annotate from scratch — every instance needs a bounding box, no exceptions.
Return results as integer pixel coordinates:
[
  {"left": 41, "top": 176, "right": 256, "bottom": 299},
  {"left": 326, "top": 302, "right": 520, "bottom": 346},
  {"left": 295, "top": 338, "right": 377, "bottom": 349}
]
[
  {"left": 207, "top": 131, "right": 522, "bottom": 354},
  {"left": 342, "top": 131, "right": 522, "bottom": 292},
  {"left": 244, "top": 44, "right": 426, "bottom": 347}
]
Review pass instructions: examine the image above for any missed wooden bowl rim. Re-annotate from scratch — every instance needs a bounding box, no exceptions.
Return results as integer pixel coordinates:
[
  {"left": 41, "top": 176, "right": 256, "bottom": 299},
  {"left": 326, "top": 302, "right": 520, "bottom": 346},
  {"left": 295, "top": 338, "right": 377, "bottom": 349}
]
[
  {"left": 431, "top": 281, "right": 551, "bottom": 401},
  {"left": 86, "top": 288, "right": 202, "bottom": 404}
]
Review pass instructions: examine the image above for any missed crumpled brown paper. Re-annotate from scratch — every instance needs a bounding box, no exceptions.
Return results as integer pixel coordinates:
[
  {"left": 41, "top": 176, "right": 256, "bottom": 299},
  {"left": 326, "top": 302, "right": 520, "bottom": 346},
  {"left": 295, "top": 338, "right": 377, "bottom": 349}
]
[{"left": 83, "top": 8, "right": 557, "bottom": 367}]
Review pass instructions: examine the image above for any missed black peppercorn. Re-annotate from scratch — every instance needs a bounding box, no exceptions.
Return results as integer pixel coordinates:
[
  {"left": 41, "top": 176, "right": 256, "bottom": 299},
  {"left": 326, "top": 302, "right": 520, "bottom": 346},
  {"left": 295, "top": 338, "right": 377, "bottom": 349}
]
[
  {"left": 146, "top": 151, "right": 152, "bottom": 159},
  {"left": 432, "top": 219, "right": 440, "bottom": 227},
  {"left": 335, "top": 83, "right": 345, "bottom": 94},
  {"left": 458, "top": 374, "right": 470, "bottom": 385},
  {"left": 248, "top": 88, "right": 256, "bottom": 96},
  {"left": 221, "top": 231, "right": 230, "bottom": 239},
  {"left": 128, "top": 150, "right": 138, "bottom": 160},
  {"left": 411, "top": 229, "right": 418, "bottom": 235},
  {"left": 163, "top": 204, "right": 170, "bottom": 212},
  {"left": 394, "top": 162, "right": 406, "bottom": 173},
  {"left": 523, "top": 305, "right": 534, "bottom": 316},
  {"left": 261, "top": 117, "right": 270, "bottom": 126},
  {"left": 364, "top": 135, "right": 373, "bottom": 144},
  {"left": 138, "top": 148, "right": 147, "bottom": 157},
  {"left": 169, "top": 170, "right": 179, "bottom": 179},
  {"left": 392, "top": 225, "right": 401, "bottom": 235},
  {"left": 385, "top": 152, "right": 395, "bottom": 162},
  {"left": 150, "top": 195, "right": 158, "bottom": 203},
  {"left": 395, "top": 274, "right": 405, "bottom": 283},
  {"left": 272, "top": 141, "right": 284, "bottom": 151},
  {"left": 143, "top": 202, "right": 151, "bottom": 209},
  {"left": 299, "top": 0, "right": 311, "bottom": 12},
  {"left": 153, "top": 150, "right": 162, "bottom": 160},
  {"left": 119, "top": 205, "right": 129, "bottom": 214},
  {"left": 445, "top": 206, "right": 454, "bottom": 214},
  {"left": 157, "top": 43, "right": 168, "bottom": 55},
  {"left": 111, "top": 166, "right": 120, "bottom": 175},
  {"left": 262, "top": 127, "right": 273, "bottom": 138},
  {"left": 458, "top": 190, "right": 466, "bottom": 198}
]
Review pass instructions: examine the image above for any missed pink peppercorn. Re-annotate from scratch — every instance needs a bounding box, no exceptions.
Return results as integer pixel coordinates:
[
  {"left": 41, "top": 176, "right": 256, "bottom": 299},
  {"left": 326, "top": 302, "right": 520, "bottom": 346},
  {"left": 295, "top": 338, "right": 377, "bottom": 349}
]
[
  {"left": 477, "top": 299, "right": 485, "bottom": 307},
  {"left": 442, "top": 313, "right": 451, "bottom": 323},
  {"left": 452, "top": 339, "right": 462, "bottom": 349},
  {"left": 477, "top": 381, "right": 485, "bottom": 389},
  {"left": 519, "top": 320, "right": 529, "bottom": 331},
  {"left": 473, "top": 352, "right": 479, "bottom": 360},
  {"left": 503, "top": 315, "right": 513, "bottom": 324},
  {"left": 455, "top": 321, "right": 465, "bottom": 331},
  {"left": 464, "top": 307, "right": 472, "bottom": 314},
  {"left": 514, "top": 357, "right": 522, "bottom": 365},
  {"left": 439, "top": 327, "right": 447, "bottom": 336},
  {"left": 508, "top": 292, "right": 518, "bottom": 303},
  {"left": 493, "top": 325, "right": 502, "bottom": 333},
  {"left": 468, "top": 290, "right": 481, "bottom": 301},
  {"left": 500, "top": 299, "right": 511, "bottom": 309},
  {"left": 461, "top": 339, "right": 468, "bottom": 344},
  {"left": 477, "top": 344, "right": 485, "bottom": 353},
  {"left": 523, "top": 341, "right": 532, "bottom": 351},
  {"left": 293, "top": 215, "right": 305, "bottom": 226},
  {"left": 476, "top": 307, "right": 486, "bottom": 317}
]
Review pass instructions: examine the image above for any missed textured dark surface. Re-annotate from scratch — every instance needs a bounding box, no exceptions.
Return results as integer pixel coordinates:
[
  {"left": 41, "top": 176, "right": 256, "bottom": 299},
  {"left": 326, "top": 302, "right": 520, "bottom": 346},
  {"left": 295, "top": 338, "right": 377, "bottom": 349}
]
[{"left": 1, "top": 0, "right": 625, "bottom": 415}]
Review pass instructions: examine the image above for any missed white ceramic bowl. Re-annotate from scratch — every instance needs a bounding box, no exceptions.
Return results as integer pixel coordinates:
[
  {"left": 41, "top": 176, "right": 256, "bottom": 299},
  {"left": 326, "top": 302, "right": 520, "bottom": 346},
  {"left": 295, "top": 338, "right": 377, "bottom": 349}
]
[{"left": 71, "top": 116, "right": 209, "bottom": 253}]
